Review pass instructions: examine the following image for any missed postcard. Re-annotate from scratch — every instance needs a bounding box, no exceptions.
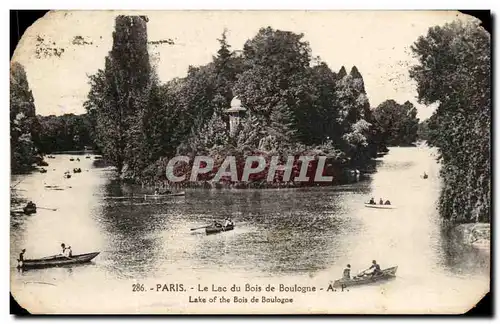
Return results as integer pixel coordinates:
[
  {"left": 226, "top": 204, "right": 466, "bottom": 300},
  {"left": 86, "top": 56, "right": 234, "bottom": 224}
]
[{"left": 10, "top": 10, "right": 490, "bottom": 314}]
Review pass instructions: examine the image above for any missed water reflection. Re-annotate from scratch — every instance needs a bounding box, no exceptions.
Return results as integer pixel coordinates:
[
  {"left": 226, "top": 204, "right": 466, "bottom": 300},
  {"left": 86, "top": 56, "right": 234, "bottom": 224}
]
[{"left": 10, "top": 149, "right": 490, "bottom": 313}]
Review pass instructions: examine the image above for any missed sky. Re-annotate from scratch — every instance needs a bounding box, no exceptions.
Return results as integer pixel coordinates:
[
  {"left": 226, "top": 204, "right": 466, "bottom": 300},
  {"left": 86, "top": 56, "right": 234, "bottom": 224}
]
[{"left": 12, "top": 10, "right": 475, "bottom": 120}]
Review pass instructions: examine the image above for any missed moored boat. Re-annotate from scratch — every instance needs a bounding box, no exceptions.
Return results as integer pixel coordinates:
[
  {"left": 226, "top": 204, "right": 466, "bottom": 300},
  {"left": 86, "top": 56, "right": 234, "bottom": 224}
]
[
  {"left": 143, "top": 191, "right": 186, "bottom": 199},
  {"left": 169, "top": 191, "right": 186, "bottom": 197},
  {"left": 18, "top": 252, "right": 100, "bottom": 269},
  {"left": 364, "top": 204, "right": 395, "bottom": 209},
  {"left": 333, "top": 266, "right": 398, "bottom": 288},
  {"left": 206, "top": 224, "right": 234, "bottom": 235}
]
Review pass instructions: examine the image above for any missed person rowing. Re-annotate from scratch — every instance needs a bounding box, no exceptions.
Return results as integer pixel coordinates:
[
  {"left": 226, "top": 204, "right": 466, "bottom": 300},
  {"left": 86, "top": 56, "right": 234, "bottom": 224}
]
[
  {"left": 343, "top": 264, "right": 351, "bottom": 279},
  {"left": 384, "top": 200, "right": 391, "bottom": 205},
  {"left": 362, "top": 260, "right": 382, "bottom": 277},
  {"left": 213, "top": 220, "right": 223, "bottom": 228},
  {"left": 369, "top": 197, "right": 376, "bottom": 205},
  {"left": 26, "top": 201, "right": 36, "bottom": 209},
  {"left": 223, "top": 217, "right": 234, "bottom": 227}
]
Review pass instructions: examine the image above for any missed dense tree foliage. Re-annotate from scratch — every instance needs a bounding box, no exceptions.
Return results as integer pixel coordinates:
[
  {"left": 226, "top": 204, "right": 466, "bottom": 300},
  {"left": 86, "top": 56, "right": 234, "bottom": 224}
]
[
  {"left": 84, "top": 20, "right": 383, "bottom": 187},
  {"left": 410, "top": 20, "right": 490, "bottom": 223},
  {"left": 373, "top": 99, "right": 420, "bottom": 146},
  {"left": 417, "top": 117, "right": 434, "bottom": 142},
  {"left": 10, "top": 62, "right": 41, "bottom": 172},
  {"left": 36, "top": 114, "right": 94, "bottom": 153}
]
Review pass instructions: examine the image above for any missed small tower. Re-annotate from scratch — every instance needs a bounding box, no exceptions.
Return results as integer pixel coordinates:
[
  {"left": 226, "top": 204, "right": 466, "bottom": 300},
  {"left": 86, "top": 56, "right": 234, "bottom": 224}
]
[{"left": 225, "top": 96, "right": 246, "bottom": 136}]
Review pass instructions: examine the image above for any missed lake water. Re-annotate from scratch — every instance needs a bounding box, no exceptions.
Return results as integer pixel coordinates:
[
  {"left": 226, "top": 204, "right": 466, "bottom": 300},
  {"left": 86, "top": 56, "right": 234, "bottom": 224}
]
[{"left": 10, "top": 146, "right": 490, "bottom": 314}]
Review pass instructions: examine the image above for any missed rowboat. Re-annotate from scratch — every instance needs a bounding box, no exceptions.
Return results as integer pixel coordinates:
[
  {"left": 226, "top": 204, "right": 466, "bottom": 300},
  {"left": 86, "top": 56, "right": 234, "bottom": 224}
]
[
  {"left": 18, "top": 252, "right": 100, "bottom": 269},
  {"left": 206, "top": 224, "right": 234, "bottom": 235},
  {"left": 333, "top": 266, "right": 398, "bottom": 288},
  {"left": 143, "top": 191, "right": 186, "bottom": 199},
  {"left": 364, "top": 204, "right": 395, "bottom": 209},
  {"left": 23, "top": 206, "right": 37, "bottom": 215},
  {"left": 169, "top": 191, "right": 186, "bottom": 197}
]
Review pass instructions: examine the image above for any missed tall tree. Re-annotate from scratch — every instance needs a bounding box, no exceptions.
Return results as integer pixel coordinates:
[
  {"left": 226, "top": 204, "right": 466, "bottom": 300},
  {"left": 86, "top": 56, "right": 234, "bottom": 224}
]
[
  {"left": 10, "top": 62, "right": 41, "bottom": 172},
  {"left": 410, "top": 20, "right": 490, "bottom": 223},
  {"left": 334, "top": 66, "right": 375, "bottom": 166},
  {"left": 308, "top": 62, "right": 341, "bottom": 145},
  {"left": 84, "top": 15, "right": 152, "bottom": 175}
]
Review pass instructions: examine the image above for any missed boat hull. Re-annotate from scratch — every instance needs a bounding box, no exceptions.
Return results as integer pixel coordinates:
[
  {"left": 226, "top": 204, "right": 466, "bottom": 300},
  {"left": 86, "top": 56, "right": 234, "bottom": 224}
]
[
  {"left": 333, "top": 266, "right": 398, "bottom": 288},
  {"left": 144, "top": 191, "right": 186, "bottom": 199},
  {"left": 364, "top": 204, "right": 395, "bottom": 209},
  {"left": 18, "top": 252, "right": 100, "bottom": 269},
  {"left": 206, "top": 224, "right": 234, "bottom": 235}
]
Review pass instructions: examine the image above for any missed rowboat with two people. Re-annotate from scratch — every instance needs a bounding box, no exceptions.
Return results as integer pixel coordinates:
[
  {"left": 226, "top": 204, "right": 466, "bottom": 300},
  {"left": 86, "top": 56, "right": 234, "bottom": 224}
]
[
  {"left": 333, "top": 260, "right": 398, "bottom": 288},
  {"left": 18, "top": 252, "right": 100, "bottom": 269},
  {"left": 17, "top": 245, "right": 99, "bottom": 269},
  {"left": 191, "top": 218, "right": 235, "bottom": 235},
  {"left": 365, "top": 197, "right": 395, "bottom": 209}
]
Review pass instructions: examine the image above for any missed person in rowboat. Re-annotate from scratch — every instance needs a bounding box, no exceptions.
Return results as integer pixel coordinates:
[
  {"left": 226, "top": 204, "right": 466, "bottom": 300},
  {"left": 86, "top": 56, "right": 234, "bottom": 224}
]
[
  {"left": 343, "top": 264, "right": 351, "bottom": 279},
  {"left": 366, "top": 260, "right": 382, "bottom": 276},
  {"left": 18, "top": 249, "right": 26, "bottom": 262},
  {"left": 61, "top": 243, "right": 68, "bottom": 256},
  {"left": 213, "top": 220, "right": 222, "bottom": 228},
  {"left": 369, "top": 197, "right": 376, "bottom": 205},
  {"left": 67, "top": 246, "right": 73, "bottom": 257},
  {"left": 19, "top": 249, "right": 26, "bottom": 261},
  {"left": 384, "top": 200, "right": 391, "bottom": 205},
  {"left": 17, "top": 249, "right": 26, "bottom": 268},
  {"left": 26, "top": 201, "right": 36, "bottom": 209},
  {"left": 379, "top": 198, "right": 384, "bottom": 205}
]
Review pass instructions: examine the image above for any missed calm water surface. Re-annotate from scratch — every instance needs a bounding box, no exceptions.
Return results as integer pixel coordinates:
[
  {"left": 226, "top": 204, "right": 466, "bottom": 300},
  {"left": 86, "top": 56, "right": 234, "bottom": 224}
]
[{"left": 10, "top": 146, "right": 490, "bottom": 314}]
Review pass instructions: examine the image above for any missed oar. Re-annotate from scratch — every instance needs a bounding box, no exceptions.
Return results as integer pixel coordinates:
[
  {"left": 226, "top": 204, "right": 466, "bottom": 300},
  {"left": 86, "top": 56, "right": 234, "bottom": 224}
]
[
  {"left": 11, "top": 179, "right": 24, "bottom": 189},
  {"left": 37, "top": 207, "right": 58, "bottom": 211},
  {"left": 357, "top": 269, "right": 370, "bottom": 277},
  {"left": 190, "top": 225, "right": 211, "bottom": 231}
]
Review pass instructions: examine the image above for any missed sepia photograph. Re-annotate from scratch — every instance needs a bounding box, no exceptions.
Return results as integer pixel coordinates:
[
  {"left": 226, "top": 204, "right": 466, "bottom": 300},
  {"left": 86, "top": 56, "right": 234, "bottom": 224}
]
[{"left": 9, "top": 10, "right": 491, "bottom": 314}]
